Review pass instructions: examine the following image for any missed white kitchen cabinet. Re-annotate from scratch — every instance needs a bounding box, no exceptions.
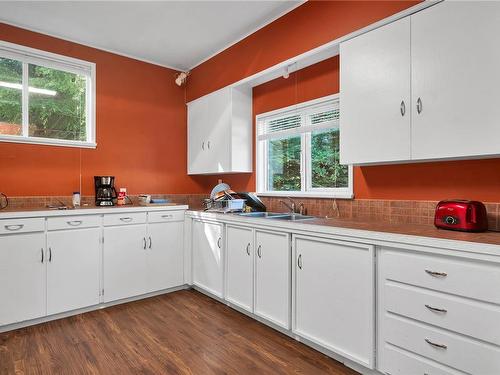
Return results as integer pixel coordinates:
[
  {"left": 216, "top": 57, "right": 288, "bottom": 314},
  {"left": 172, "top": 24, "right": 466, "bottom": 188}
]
[
  {"left": 192, "top": 220, "right": 224, "bottom": 297},
  {"left": 254, "top": 230, "right": 290, "bottom": 329},
  {"left": 340, "top": 16, "right": 411, "bottom": 164},
  {"left": 225, "top": 225, "right": 253, "bottom": 312},
  {"left": 103, "top": 224, "right": 149, "bottom": 302},
  {"left": 146, "top": 220, "right": 184, "bottom": 292},
  {"left": 187, "top": 85, "right": 252, "bottom": 175},
  {"left": 0, "top": 232, "right": 45, "bottom": 326},
  {"left": 46, "top": 228, "right": 101, "bottom": 315},
  {"left": 411, "top": 1, "right": 500, "bottom": 160},
  {"left": 340, "top": 1, "right": 500, "bottom": 165},
  {"left": 293, "top": 235, "right": 374, "bottom": 368}
]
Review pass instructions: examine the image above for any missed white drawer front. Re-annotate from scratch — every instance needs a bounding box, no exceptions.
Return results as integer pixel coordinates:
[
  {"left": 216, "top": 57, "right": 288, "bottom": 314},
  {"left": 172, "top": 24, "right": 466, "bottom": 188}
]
[
  {"left": 380, "top": 344, "right": 466, "bottom": 375},
  {"left": 384, "top": 314, "right": 500, "bottom": 375},
  {"left": 0, "top": 218, "right": 44, "bottom": 235},
  {"left": 385, "top": 281, "right": 500, "bottom": 346},
  {"left": 382, "top": 249, "right": 500, "bottom": 304},
  {"left": 148, "top": 210, "right": 185, "bottom": 223},
  {"left": 47, "top": 215, "right": 101, "bottom": 231},
  {"left": 103, "top": 212, "right": 147, "bottom": 226}
]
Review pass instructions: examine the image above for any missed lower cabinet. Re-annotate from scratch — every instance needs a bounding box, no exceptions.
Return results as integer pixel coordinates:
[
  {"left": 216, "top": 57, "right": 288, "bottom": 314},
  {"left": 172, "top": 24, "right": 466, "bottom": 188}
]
[
  {"left": 0, "top": 232, "right": 46, "bottom": 326},
  {"left": 192, "top": 219, "right": 224, "bottom": 297},
  {"left": 254, "top": 230, "right": 290, "bottom": 328},
  {"left": 225, "top": 225, "right": 254, "bottom": 311},
  {"left": 293, "top": 235, "right": 375, "bottom": 369},
  {"left": 46, "top": 228, "right": 101, "bottom": 315}
]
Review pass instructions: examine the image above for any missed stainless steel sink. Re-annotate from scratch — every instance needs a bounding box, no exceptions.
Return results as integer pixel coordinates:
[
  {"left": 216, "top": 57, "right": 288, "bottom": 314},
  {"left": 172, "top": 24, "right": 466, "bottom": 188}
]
[{"left": 235, "top": 212, "right": 315, "bottom": 221}]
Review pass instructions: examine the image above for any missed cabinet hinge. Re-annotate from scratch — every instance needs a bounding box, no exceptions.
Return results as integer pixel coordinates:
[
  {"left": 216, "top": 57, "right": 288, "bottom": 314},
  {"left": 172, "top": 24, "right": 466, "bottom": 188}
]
[
  {"left": 101, "top": 289, "right": 104, "bottom": 296},
  {"left": 101, "top": 237, "right": 105, "bottom": 244}
]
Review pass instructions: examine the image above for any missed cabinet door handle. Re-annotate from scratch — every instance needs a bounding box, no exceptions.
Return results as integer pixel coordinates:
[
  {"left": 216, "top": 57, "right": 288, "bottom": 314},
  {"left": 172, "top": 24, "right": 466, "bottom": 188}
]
[
  {"left": 400, "top": 100, "right": 406, "bottom": 116},
  {"left": 246, "top": 243, "right": 251, "bottom": 256},
  {"left": 417, "top": 97, "right": 423, "bottom": 114},
  {"left": 41, "top": 248, "right": 44, "bottom": 263},
  {"left": 207, "top": 141, "right": 211, "bottom": 149},
  {"left": 217, "top": 237, "right": 221, "bottom": 249},
  {"left": 5, "top": 224, "right": 23, "bottom": 231},
  {"left": 67, "top": 220, "right": 82, "bottom": 226},
  {"left": 120, "top": 217, "right": 133, "bottom": 223},
  {"left": 425, "top": 304, "right": 447, "bottom": 313},
  {"left": 298, "top": 254, "right": 303, "bottom": 269},
  {"left": 143, "top": 237, "right": 147, "bottom": 250},
  {"left": 148, "top": 236, "right": 152, "bottom": 249},
  {"left": 425, "top": 269, "right": 447, "bottom": 277},
  {"left": 425, "top": 338, "right": 447, "bottom": 350},
  {"left": 48, "top": 247, "right": 52, "bottom": 262},
  {"left": 257, "top": 245, "right": 262, "bottom": 258},
  {"left": 202, "top": 141, "right": 205, "bottom": 150}
]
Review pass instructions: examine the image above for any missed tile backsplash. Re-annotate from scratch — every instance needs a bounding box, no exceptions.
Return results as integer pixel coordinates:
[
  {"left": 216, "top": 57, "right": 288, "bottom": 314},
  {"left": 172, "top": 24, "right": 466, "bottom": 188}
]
[{"left": 4, "top": 194, "right": 500, "bottom": 231}]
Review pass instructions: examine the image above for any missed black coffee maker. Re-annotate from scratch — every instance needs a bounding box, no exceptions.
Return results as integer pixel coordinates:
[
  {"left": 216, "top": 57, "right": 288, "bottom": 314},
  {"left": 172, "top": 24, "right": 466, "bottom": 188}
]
[{"left": 94, "top": 176, "right": 117, "bottom": 206}]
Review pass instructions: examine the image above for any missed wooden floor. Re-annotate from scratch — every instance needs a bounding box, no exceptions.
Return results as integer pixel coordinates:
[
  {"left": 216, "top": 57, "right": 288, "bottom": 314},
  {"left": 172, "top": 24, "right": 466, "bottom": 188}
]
[{"left": 0, "top": 290, "right": 359, "bottom": 375}]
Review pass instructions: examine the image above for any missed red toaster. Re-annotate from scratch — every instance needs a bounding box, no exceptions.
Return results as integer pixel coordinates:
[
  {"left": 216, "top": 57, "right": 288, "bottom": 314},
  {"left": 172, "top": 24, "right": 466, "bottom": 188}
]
[{"left": 434, "top": 200, "right": 488, "bottom": 232}]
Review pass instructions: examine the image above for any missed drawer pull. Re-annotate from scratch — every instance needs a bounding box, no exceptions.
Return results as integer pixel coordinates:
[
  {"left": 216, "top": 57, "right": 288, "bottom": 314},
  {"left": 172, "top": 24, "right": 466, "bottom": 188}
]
[
  {"left": 425, "top": 269, "right": 447, "bottom": 277},
  {"left": 425, "top": 304, "right": 447, "bottom": 313},
  {"left": 161, "top": 214, "right": 173, "bottom": 219},
  {"left": 5, "top": 224, "right": 24, "bottom": 231},
  {"left": 425, "top": 338, "right": 447, "bottom": 350},
  {"left": 67, "top": 220, "right": 83, "bottom": 226},
  {"left": 120, "top": 217, "right": 133, "bottom": 223}
]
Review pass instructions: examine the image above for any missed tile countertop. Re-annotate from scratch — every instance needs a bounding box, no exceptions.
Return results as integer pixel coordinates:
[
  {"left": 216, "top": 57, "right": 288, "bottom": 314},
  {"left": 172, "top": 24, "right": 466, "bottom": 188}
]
[
  {"left": 187, "top": 210, "right": 500, "bottom": 255},
  {"left": 0, "top": 204, "right": 189, "bottom": 219}
]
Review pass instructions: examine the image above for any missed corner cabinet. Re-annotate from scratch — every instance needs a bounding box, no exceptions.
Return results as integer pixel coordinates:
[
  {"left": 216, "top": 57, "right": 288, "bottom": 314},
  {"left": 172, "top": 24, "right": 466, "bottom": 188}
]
[
  {"left": 187, "top": 86, "right": 252, "bottom": 175},
  {"left": 340, "top": 1, "right": 500, "bottom": 165}
]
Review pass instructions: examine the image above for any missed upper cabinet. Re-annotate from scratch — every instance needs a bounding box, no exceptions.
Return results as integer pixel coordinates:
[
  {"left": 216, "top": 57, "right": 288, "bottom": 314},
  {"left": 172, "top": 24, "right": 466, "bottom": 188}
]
[
  {"left": 187, "top": 86, "right": 252, "bottom": 175},
  {"left": 340, "top": 2, "right": 500, "bottom": 165}
]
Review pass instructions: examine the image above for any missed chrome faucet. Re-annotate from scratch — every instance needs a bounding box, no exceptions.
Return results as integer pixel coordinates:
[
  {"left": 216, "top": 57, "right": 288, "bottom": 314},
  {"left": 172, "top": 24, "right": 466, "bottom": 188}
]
[{"left": 279, "top": 197, "right": 297, "bottom": 214}]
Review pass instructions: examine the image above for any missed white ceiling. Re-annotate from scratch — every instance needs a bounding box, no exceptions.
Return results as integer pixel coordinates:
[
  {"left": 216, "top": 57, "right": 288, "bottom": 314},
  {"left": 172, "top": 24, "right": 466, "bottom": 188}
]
[{"left": 0, "top": 1, "right": 303, "bottom": 71}]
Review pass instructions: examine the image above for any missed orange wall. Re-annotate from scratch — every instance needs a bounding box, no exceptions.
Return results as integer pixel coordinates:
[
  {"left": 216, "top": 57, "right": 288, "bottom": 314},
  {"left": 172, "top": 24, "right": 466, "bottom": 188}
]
[{"left": 0, "top": 22, "right": 212, "bottom": 197}]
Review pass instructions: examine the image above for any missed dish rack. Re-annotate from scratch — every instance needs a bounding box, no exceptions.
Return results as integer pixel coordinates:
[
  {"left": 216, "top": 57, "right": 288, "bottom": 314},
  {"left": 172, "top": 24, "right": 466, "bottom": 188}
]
[{"left": 204, "top": 199, "right": 246, "bottom": 213}]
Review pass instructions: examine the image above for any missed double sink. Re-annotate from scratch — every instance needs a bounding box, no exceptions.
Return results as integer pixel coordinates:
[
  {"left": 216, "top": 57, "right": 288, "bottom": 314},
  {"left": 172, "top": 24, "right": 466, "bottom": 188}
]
[{"left": 235, "top": 212, "right": 315, "bottom": 221}]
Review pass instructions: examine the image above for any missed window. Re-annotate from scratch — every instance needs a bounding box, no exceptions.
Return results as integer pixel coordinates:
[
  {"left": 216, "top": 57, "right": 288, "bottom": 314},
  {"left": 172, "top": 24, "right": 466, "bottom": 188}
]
[
  {"left": 0, "top": 41, "right": 96, "bottom": 148},
  {"left": 256, "top": 94, "right": 353, "bottom": 198}
]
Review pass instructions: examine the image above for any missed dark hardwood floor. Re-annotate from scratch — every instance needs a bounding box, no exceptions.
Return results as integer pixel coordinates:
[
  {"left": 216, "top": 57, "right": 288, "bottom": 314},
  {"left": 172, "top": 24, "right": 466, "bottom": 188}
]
[{"left": 0, "top": 289, "right": 359, "bottom": 375}]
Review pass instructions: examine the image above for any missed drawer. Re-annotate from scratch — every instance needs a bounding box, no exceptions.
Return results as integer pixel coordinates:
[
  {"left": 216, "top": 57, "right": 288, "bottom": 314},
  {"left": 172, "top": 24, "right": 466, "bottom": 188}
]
[
  {"left": 381, "top": 249, "right": 500, "bottom": 304},
  {"left": 148, "top": 210, "right": 185, "bottom": 223},
  {"left": 383, "top": 313, "right": 500, "bottom": 375},
  {"left": 384, "top": 281, "right": 500, "bottom": 346},
  {"left": 380, "top": 344, "right": 465, "bottom": 375},
  {"left": 103, "top": 212, "right": 147, "bottom": 226},
  {"left": 47, "top": 215, "right": 101, "bottom": 231},
  {"left": 0, "top": 218, "right": 45, "bottom": 235}
]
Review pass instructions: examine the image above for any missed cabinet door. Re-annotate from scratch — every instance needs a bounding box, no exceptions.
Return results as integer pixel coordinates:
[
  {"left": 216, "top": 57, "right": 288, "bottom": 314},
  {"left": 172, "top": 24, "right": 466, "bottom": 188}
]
[
  {"left": 187, "top": 97, "right": 209, "bottom": 174},
  {"left": 293, "top": 236, "right": 374, "bottom": 369},
  {"left": 340, "top": 17, "right": 411, "bottom": 164},
  {"left": 103, "top": 224, "right": 148, "bottom": 302},
  {"left": 146, "top": 221, "right": 184, "bottom": 292},
  {"left": 47, "top": 228, "right": 100, "bottom": 315},
  {"left": 255, "top": 230, "right": 290, "bottom": 328},
  {"left": 411, "top": 2, "right": 500, "bottom": 160},
  {"left": 225, "top": 225, "right": 253, "bottom": 312},
  {"left": 204, "top": 87, "right": 231, "bottom": 173},
  {"left": 0, "top": 233, "right": 45, "bottom": 325},
  {"left": 192, "top": 220, "right": 224, "bottom": 297}
]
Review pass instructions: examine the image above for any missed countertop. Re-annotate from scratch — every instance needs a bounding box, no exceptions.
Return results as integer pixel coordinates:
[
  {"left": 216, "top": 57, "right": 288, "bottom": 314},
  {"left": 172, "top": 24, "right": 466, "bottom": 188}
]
[
  {"left": 187, "top": 210, "right": 500, "bottom": 255},
  {"left": 0, "top": 204, "right": 189, "bottom": 219}
]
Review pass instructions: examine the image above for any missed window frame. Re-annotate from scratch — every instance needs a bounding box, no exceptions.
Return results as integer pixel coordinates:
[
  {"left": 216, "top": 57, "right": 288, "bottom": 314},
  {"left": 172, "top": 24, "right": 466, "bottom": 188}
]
[
  {"left": 256, "top": 94, "right": 353, "bottom": 199},
  {"left": 0, "top": 40, "right": 96, "bottom": 148}
]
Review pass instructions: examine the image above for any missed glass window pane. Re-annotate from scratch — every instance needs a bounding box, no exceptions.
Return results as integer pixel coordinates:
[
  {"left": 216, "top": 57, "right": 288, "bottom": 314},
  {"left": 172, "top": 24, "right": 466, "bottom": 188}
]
[
  {"left": 267, "top": 136, "right": 301, "bottom": 191},
  {"left": 311, "top": 129, "right": 348, "bottom": 188},
  {"left": 28, "top": 64, "right": 86, "bottom": 141},
  {"left": 0, "top": 58, "right": 22, "bottom": 136}
]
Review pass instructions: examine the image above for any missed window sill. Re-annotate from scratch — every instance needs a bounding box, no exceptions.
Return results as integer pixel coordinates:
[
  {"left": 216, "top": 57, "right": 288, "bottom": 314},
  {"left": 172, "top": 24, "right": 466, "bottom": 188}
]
[
  {"left": 0, "top": 135, "right": 97, "bottom": 149},
  {"left": 257, "top": 191, "right": 354, "bottom": 199}
]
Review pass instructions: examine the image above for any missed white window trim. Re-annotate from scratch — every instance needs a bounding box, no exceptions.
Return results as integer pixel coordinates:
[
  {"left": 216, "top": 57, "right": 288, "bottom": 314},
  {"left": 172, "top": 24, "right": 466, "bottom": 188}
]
[
  {"left": 256, "top": 94, "right": 354, "bottom": 199},
  {"left": 0, "top": 40, "right": 96, "bottom": 149}
]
